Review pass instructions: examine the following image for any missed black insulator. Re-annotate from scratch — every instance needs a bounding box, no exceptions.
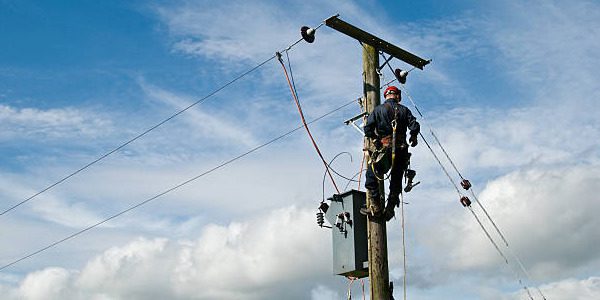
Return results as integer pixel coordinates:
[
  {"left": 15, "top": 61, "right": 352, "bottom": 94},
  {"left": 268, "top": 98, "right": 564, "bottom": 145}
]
[
  {"left": 394, "top": 68, "right": 408, "bottom": 84},
  {"left": 301, "top": 26, "right": 315, "bottom": 43},
  {"left": 316, "top": 211, "right": 325, "bottom": 227},
  {"left": 461, "top": 179, "right": 472, "bottom": 190},
  {"left": 319, "top": 202, "right": 329, "bottom": 213},
  {"left": 460, "top": 196, "right": 472, "bottom": 207}
]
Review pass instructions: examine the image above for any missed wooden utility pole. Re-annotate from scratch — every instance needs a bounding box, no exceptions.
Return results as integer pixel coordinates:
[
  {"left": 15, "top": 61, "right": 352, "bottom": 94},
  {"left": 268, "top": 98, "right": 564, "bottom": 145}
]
[
  {"left": 363, "top": 43, "right": 391, "bottom": 300},
  {"left": 324, "top": 15, "right": 429, "bottom": 300}
]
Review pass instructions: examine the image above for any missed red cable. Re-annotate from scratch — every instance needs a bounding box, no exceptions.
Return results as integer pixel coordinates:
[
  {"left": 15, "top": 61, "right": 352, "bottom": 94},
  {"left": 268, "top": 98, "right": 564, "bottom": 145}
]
[{"left": 277, "top": 54, "right": 340, "bottom": 194}]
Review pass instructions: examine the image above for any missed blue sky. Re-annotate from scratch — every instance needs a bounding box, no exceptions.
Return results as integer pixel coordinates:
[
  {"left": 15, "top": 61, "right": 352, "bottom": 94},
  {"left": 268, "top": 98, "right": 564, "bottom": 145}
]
[{"left": 1, "top": 1, "right": 599, "bottom": 299}]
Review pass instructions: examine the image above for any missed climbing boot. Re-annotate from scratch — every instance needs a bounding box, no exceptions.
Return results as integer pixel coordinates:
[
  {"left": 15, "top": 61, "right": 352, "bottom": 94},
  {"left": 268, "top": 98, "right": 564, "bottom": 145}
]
[{"left": 360, "top": 191, "right": 384, "bottom": 217}]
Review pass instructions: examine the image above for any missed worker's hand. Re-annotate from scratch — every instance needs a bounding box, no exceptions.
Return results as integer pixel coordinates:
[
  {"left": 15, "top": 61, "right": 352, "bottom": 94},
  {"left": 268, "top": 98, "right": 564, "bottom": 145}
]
[{"left": 409, "top": 135, "right": 418, "bottom": 147}]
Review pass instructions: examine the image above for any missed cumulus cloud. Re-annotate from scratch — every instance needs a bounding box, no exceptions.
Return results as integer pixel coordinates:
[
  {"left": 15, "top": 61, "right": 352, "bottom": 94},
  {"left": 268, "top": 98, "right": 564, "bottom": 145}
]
[
  {"left": 416, "top": 163, "right": 600, "bottom": 282},
  {"left": 499, "top": 276, "right": 600, "bottom": 300},
  {"left": 1, "top": 206, "right": 332, "bottom": 300},
  {"left": 3, "top": 0, "right": 599, "bottom": 299}
]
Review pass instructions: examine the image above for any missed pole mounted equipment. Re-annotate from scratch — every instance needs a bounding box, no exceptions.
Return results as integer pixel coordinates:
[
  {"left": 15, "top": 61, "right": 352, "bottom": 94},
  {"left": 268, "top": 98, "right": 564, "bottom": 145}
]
[
  {"left": 394, "top": 68, "right": 408, "bottom": 84},
  {"left": 301, "top": 26, "right": 316, "bottom": 43}
]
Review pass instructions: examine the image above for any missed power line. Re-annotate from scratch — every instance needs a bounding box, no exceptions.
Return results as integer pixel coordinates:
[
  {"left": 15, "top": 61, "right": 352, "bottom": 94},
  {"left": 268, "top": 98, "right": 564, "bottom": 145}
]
[
  {"left": 380, "top": 56, "right": 545, "bottom": 298},
  {"left": 0, "top": 38, "right": 311, "bottom": 218},
  {"left": 0, "top": 98, "right": 357, "bottom": 271},
  {"left": 399, "top": 84, "right": 547, "bottom": 300}
]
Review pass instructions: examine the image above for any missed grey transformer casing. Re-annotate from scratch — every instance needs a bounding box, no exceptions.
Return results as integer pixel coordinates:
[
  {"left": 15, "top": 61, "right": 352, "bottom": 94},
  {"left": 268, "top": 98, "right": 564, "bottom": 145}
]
[{"left": 325, "top": 190, "right": 368, "bottom": 278}]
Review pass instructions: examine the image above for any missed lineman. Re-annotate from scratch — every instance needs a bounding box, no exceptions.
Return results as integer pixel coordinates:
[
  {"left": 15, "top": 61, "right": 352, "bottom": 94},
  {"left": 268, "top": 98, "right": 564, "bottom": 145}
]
[{"left": 363, "top": 86, "right": 420, "bottom": 221}]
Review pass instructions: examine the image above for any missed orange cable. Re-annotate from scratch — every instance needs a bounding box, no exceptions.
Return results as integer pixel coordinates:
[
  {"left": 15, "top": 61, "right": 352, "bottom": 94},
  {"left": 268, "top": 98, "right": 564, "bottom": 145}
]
[
  {"left": 277, "top": 53, "right": 340, "bottom": 193},
  {"left": 357, "top": 152, "right": 365, "bottom": 191}
]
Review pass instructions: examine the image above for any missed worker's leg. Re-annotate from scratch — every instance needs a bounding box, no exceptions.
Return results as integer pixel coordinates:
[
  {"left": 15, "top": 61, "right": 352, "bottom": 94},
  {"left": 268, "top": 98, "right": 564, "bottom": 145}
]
[
  {"left": 363, "top": 161, "right": 384, "bottom": 216},
  {"left": 385, "top": 148, "right": 409, "bottom": 220}
]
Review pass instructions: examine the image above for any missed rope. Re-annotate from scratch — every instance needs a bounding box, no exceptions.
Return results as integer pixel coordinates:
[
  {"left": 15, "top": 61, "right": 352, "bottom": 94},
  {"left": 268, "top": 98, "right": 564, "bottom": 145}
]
[
  {"left": 346, "top": 276, "right": 366, "bottom": 300},
  {"left": 347, "top": 277, "right": 356, "bottom": 300},
  {"left": 0, "top": 97, "right": 357, "bottom": 271},
  {"left": 357, "top": 152, "right": 365, "bottom": 191},
  {"left": 360, "top": 278, "right": 366, "bottom": 300},
  {"left": 277, "top": 51, "right": 340, "bottom": 193},
  {"left": 400, "top": 192, "right": 407, "bottom": 300}
]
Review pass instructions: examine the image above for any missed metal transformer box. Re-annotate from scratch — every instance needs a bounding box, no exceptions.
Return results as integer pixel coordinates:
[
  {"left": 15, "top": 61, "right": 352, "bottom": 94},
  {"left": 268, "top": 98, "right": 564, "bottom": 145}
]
[{"left": 325, "top": 190, "right": 368, "bottom": 278}]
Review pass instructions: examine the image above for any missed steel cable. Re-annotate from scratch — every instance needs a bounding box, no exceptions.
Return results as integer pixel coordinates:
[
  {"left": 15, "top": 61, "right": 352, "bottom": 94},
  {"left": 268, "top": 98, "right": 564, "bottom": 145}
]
[
  {"left": 0, "top": 97, "right": 357, "bottom": 271},
  {"left": 379, "top": 53, "right": 542, "bottom": 297},
  {"left": 0, "top": 33, "right": 318, "bottom": 218},
  {"left": 401, "top": 85, "right": 546, "bottom": 300}
]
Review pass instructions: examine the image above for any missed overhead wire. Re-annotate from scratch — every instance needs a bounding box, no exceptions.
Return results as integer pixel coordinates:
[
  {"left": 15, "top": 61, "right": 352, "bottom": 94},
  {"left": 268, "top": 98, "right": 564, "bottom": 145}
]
[
  {"left": 380, "top": 53, "right": 544, "bottom": 299},
  {"left": 418, "top": 104, "right": 538, "bottom": 299},
  {"left": 398, "top": 78, "right": 546, "bottom": 300},
  {"left": 0, "top": 97, "right": 358, "bottom": 271},
  {"left": 0, "top": 33, "right": 313, "bottom": 219},
  {"left": 322, "top": 152, "right": 354, "bottom": 203},
  {"left": 402, "top": 86, "right": 511, "bottom": 248}
]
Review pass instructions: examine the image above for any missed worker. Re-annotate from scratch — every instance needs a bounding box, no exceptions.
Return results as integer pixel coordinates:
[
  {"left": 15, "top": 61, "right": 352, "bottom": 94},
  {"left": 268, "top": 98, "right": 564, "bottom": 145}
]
[{"left": 362, "top": 85, "right": 420, "bottom": 221}]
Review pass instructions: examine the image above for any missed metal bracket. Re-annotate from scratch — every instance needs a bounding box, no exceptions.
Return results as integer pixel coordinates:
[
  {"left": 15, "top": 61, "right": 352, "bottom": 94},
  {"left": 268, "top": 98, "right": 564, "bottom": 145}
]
[{"left": 343, "top": 111, "right": 367, "bottom": 135}]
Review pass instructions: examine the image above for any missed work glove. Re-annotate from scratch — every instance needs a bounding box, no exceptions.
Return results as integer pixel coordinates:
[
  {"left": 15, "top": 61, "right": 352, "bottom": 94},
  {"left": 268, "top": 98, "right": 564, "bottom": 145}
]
[{"left": 409, "top": 135, "right": 418, "bottom": 147}]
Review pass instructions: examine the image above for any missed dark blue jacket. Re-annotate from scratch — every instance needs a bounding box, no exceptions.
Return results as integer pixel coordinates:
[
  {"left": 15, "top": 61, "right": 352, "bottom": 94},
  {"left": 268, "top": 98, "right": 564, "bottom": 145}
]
[{"left": 364, "top": 99, "right": 420, "bottom": 141}]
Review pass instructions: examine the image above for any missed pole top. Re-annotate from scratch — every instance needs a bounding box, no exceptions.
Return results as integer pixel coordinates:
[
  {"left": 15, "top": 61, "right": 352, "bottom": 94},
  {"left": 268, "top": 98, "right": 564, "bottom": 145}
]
[{"left": 325, "top": 15, "right": 430, "bottom": 70}]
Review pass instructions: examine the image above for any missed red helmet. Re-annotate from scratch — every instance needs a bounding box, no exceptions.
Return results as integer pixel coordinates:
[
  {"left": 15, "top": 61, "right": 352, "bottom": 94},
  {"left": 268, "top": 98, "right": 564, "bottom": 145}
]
[{"left": 384, "top": 86, "right": 400, "bottom": 97}]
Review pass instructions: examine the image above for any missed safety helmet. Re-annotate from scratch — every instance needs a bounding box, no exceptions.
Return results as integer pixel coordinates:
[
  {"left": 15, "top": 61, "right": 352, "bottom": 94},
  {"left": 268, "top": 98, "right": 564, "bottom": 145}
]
[{"left": 384, "top": 86, "right": 400, "bottom": 97}]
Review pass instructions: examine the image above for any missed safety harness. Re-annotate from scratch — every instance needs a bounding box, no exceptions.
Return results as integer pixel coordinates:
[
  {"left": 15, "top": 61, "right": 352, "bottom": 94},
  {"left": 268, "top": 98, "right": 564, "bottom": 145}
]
[{"left": 370, "top": 102, "right": 400, "bottom": 180}]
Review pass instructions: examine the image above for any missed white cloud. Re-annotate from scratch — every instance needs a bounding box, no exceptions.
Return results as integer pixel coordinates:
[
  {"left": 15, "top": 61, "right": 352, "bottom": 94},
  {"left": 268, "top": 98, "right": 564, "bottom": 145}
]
[
  {"left": 503, "top": 277, "right": 600, "bottom": 300},
  {"left": 0, "top": 173, "right": 104, "bottom": 228},
  {"left": 1, "top": 206, "right": 332, "bottom": 300},
  {"left": 153, "top": 0, "right": 384, "bottom": 111},
  {"left": 0, "top": 104, "right": 111, "bottom": 141},
  {"left": 417, "top": 163, "right": 600, "bottom": 282},
  {"left": 139, "top": 81, "right": 259, "bottom": 148},
  {"left": 3, "top": 1, "right": 600, "bottom": 299},
  {"left": 310, "top": 285, "right": 343, "bottom": 300}
]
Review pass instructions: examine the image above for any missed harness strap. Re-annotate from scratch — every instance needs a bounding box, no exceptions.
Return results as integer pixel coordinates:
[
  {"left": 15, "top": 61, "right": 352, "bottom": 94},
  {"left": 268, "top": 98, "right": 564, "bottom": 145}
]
[{"left": 371, "top": 103, "right": 400, "bottom": 181}]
